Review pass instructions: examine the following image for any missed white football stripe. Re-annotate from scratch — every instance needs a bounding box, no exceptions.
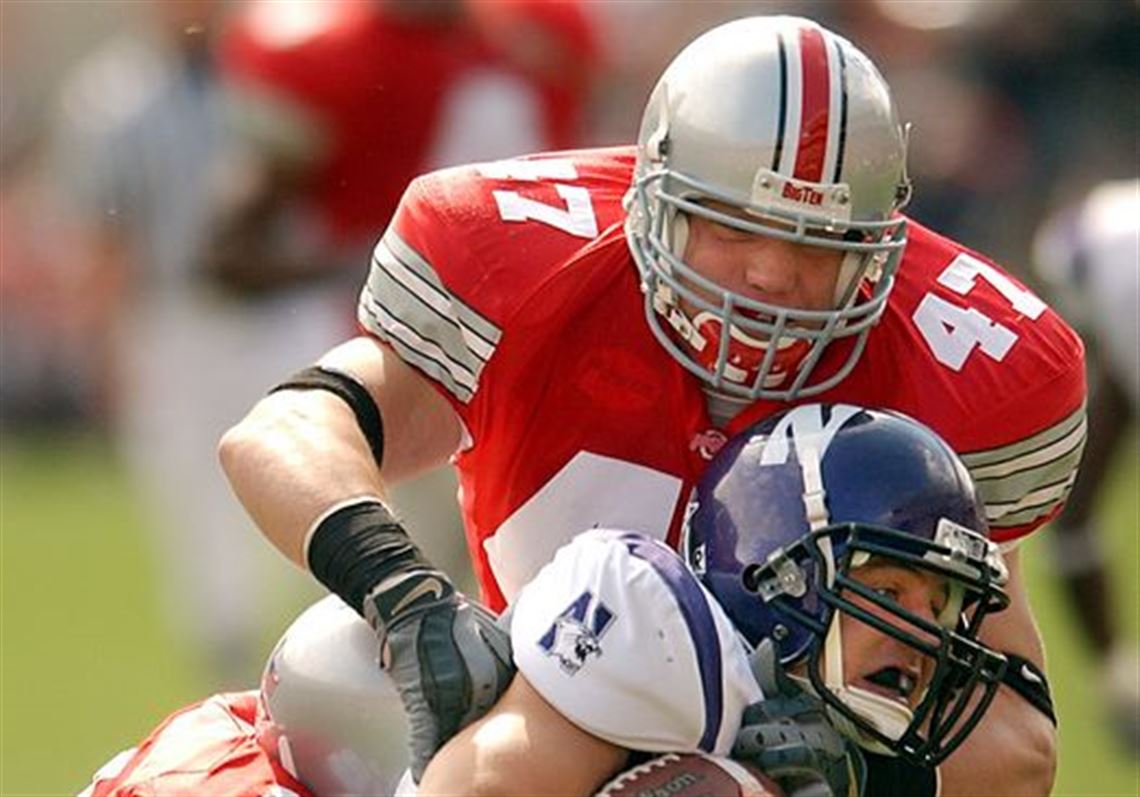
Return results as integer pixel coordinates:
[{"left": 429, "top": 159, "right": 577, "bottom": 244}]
[
  {"left": 382, "top": 230, "right": 502, "bottom": 346},
  {"left": 778, "top": 30, "right": 803, "bottom": 177},
  {"left": 358, "top": 291, "right": 478, "bottom": 400},
  {"left": 371, "top": 244, "right": 496, "bottom": 364},
  {"left": 821, "top": 31, "right": 844, "bottom": 183},
  {"left": 960, "top": 403, "right": 1086, "bottom": 467}
]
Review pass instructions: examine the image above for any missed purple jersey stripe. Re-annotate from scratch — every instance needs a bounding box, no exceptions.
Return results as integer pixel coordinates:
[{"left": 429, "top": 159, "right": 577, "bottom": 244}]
[{"left": 621, "top": 533, "right": 724, "bottom": 752}]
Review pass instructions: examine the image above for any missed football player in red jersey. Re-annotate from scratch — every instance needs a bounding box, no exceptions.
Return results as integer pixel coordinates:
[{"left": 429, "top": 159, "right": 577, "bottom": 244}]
[
  {"left": 77, "top": 692, "right": 311, "bottom": 797},
  {"left": 219, "top": 15, "right": 1083, "bottom": 794},
  {"left": 83, "top": 404, "right": 1017, "bottom": 797},
  {"left": 77, "top": 598, "right": 403, "bottom": 797},
  {"left": 206, "top": 0, "right": 597, "bottom": 294}
]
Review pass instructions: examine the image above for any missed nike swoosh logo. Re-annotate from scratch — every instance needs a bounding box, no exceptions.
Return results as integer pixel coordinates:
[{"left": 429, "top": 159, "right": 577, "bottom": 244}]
[
  {"left": 1021, "top": 664, "right": 1043, "bottom": 684},
  {"left": 391, "top": 576, "right": 446, "bottom": 617}
]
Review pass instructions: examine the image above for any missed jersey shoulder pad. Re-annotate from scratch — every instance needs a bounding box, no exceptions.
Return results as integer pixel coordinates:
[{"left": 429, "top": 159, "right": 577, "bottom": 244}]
[
  {"left": 510, "top": 529, "right": 761, "bottom": 756},
  {"left": 357, "top": 147, "right": 634, "bottom": 404}
]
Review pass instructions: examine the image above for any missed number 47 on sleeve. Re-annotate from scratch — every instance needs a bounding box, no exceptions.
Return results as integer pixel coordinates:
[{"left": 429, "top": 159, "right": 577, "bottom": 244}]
[{"left": 913, "top": 253, "right": 1047, "bottom": 371}]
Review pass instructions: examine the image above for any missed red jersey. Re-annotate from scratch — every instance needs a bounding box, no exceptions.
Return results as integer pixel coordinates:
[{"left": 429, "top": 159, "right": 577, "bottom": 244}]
[
  {"left": 357, "top": 146, "right": 1086, "bottom": 611},
  {"left": 79, "top": 692, "right": 310, "bottom": 797},
  {"left": 220, "top": 0, "right": 595, "bottom": 250}
]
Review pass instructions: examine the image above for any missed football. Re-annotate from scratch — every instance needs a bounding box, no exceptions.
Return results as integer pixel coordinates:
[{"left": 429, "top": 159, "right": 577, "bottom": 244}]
[{"left": 595, "top": 752, "right": 785, "bottom": 797}]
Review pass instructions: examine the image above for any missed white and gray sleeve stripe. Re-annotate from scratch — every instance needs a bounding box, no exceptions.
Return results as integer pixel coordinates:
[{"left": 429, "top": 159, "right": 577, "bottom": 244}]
[
  {"left": 961, "top": 403, "right": 1088, "bottom": 528},
  {"left": 982, "top": 473, "right": 1080, "bottom": 529},
  {"left": 357, "top": 230, "right": 502, "bottom": 404}
]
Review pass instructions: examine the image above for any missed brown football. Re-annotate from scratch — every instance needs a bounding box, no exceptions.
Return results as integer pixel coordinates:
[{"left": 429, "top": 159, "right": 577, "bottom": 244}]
[{"left": 595, "top": 753, "right": 786, "bottom": 797}]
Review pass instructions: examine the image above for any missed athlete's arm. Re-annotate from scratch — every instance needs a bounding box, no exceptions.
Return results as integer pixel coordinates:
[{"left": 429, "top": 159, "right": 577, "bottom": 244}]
[
  {"left": 218, "top": 334, "right": 462, "bottom": 566},
  {"left": 419, "top": 673, "right": 630, "bottom": 797},
  {"left": 939, "top": 549, "right": 1057, "bottom": 796},
  {"left": 417, "top": 530, "right": 764, "bottom": 795},
  {"left": 220, "top": 335, "right": 504, "bottom": 783}
]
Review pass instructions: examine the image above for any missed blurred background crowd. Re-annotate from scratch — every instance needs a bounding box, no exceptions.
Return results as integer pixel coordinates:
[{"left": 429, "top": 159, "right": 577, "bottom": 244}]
[{"left": 1, "top": 1, "right": 1136, "bottom": 794}]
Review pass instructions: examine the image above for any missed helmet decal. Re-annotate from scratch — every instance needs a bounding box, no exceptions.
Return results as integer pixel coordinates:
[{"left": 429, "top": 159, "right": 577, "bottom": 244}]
[
  {"left": 537, "top": 591, "right": 617, "bottom": 676},
  {"left": 759, "top": 403, "right": 862, "bottom": 467},
  {"left": 774, "top": 23, "right": 846, "bottom": 183}
]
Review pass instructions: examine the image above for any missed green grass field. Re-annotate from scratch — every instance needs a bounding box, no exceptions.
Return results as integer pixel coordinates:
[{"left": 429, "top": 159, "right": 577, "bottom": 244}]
[{"left": 2, "top": 432, "right": 1138, "bottom": 796}]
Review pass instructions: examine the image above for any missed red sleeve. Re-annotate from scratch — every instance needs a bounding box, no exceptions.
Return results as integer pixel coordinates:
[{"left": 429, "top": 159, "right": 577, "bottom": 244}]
[
  {"left": 354, "top": 147, "right": 634, "bottom": 419},
  {"left": 886, "top": 221, "right": 1088, "bottom": 544}
]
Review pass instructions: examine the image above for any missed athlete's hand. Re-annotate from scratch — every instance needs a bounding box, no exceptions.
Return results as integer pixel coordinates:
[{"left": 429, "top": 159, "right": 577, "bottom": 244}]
[
  {"left": 732, "top": 642, "right": 866, "bottom": 797},
  {"left": 364, "top": 569, "right": 514, "bottom": 782}
]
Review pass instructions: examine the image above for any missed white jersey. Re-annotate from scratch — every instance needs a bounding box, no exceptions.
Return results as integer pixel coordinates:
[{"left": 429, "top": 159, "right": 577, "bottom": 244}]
[
  {"left": 1035, "top": 179, "right": 1140, "bottom": 408},
  {"left": 510, "top": 529, "right": 763, "bottom": 755}
]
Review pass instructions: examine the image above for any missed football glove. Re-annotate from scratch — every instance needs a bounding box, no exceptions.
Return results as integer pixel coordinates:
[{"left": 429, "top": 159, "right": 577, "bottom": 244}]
[
  {"left": 364, "top": 568, "right": 514, "bottom": 783},
  {"left": 732, "top": 641, "right": 867, "bottom": 797}
]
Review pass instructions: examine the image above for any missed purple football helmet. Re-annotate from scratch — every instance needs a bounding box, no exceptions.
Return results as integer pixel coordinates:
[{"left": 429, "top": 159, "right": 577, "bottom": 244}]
[{"left": 683, "top": 403, "right": 1010, "bottom": 765}]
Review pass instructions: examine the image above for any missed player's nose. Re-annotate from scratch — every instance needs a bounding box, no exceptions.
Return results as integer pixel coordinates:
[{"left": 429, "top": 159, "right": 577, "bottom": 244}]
[{"left": 740, "top": 239, "right": 800, "bottom": 300}]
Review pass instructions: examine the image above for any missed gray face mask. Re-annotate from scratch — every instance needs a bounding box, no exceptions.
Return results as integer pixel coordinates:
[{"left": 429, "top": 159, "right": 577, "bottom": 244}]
[{"left": 624, "top": 15, "right": 912, "bottom": 401}]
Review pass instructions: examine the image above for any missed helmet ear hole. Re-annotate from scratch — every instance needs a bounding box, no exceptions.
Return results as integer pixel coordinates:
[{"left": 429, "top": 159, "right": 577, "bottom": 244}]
[
  {"left": 741, "top": 563, "right": 765, "bottom": 593},
  {"left": 668, "top": 211, "right": 690, "bottom": 257},
  {"left": 895, "top": 181, "right": 913, "bottom": 208}
]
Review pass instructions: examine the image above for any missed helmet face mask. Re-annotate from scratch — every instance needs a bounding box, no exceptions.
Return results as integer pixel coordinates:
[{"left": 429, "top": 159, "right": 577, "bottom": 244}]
[
  {"left": 745, "top": 522, "right": 1010, "bottom": 765},
  {"left": 625, "top": 15, "right": 912, "bottom": 401},
  {"left": 684, "top": 403, "right": 1012, "bottom": 766}
]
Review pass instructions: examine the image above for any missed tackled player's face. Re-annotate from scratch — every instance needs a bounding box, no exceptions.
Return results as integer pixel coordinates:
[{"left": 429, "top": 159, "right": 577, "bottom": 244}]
[
  {"left": 839, "top": 561, "right": 952, "bottom": 710},
  {"left": 681, "top": 205, "right": 845, "bottom": 314}
]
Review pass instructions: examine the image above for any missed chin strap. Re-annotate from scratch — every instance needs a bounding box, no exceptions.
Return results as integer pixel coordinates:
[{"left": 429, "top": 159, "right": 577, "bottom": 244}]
[
  {"left": 653, "top": 283, "right": 706, "bottom": 352},
  {"left": 818, "top": 547, "right": 914, "bottom": 755},
  {"left": 832, "top": 253, "right": 865, "bottom": 307},
  {"left": 819, "top": 599, "right": 910, "bottom": 755},
  {"left": 831, "top": 249, "right": 887, "bottom": 310},
  {"left": 824, "top": 682, "right": 914, "bottom": 755}
]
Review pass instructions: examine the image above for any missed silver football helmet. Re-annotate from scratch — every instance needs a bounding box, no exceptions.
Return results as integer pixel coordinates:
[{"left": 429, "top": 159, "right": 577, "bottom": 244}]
[
  {"left": 625, "top": 16, "right": 912, "bottom": 401},
  {"left": 255, "top": 595, "right": 410, "bottom": 796}
]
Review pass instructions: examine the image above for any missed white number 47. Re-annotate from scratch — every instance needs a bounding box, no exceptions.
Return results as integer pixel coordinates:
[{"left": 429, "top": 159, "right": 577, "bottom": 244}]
[
  {"left": 913, "top": 253, "right": 1047, "bottom": 371},
  {"left": 480, "top": 158, "right": 599, "bottom": 240}
]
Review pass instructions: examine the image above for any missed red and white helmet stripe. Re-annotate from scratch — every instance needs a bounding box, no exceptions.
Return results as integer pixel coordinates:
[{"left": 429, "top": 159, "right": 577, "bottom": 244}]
[{"left": 774, "top": 23, "right": 848, "bottom": 185}]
